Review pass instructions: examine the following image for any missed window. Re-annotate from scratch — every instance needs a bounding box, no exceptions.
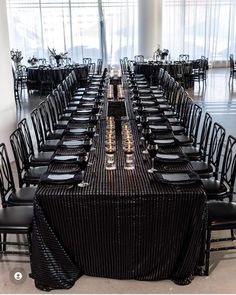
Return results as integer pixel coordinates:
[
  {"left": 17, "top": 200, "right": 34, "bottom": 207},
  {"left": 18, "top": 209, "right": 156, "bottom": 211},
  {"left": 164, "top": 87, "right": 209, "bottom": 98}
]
[
  {"left": 162, "top": 0, "right": 236, "bottom": 63},
  {"left": 7, "top": 0, "right": 138, "bottom": 65}
]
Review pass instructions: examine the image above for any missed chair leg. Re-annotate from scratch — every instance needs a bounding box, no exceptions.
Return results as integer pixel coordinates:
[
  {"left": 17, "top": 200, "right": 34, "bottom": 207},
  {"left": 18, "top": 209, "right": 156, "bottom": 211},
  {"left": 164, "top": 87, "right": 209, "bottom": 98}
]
[
  {"left": 27, "top": 233, "right": 32, "bottom": 253},
  {"left": 0, "top": 234, "right": 2, "bottom": 253},
  {"left": 3, "top": 233, "right": 7, "bottom": 252},
  {"left": 205, "top": 227, "right": 211, "bottom": 276},
  {"left": 231, "top": 229, "right": 235, "bottom": 240}
]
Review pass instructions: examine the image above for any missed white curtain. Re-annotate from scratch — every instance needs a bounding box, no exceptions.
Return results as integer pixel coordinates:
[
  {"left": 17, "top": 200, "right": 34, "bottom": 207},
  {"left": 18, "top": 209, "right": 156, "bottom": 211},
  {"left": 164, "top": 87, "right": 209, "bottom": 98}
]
[
  {"left": 7, "top": 0, "right": 138, "bottom": 65},
  {"left": 101, "top": 0, "right": 138, "bottom": 65},
  {"left": 162, "top": 0, "right": 236, "bottom": 65}
]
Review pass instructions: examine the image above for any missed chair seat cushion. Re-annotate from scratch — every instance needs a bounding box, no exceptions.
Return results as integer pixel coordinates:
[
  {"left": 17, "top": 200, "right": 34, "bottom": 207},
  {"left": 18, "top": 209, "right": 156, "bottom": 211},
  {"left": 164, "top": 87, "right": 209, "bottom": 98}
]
[
  {"left": 54, "top": 120, "right": 68, "bottom": 129},
  {"left": 169, "top": 118, "right": 181, "bottom": 124},
  {"left": 47, "top": 129, "right": 64, "bottom": 140},
  {"left": 181, "top": 146, "right": 201, "bottom": 156},
  {"left": 31, "top": 151, "right": 54, "bottom": 166},
  {"left": 208, "top": 201, "right": 236, "bottom": 226},
  {"left": 190, "top": 161, "right": 213, "bottom": 176},
  {"left": 24, "top": 166, "right": 48, "bottom": 183},
  {"left": 175, "top": 134, "right": 193, "bottom": 145},
  {"left": 7, "top": 187, "right": 37, "bottom": 206},
  {"left": 172, "top": 125, "right": 185, "bottom": 134},
  {"left": 201, "top": 178, "right": 227, "bottom": 198},
  {"left": 42, "top": 139, "right": 59, "bottom": 151},
  {"left": 0, "top": 206, "right": 33, "bottom": 233}
]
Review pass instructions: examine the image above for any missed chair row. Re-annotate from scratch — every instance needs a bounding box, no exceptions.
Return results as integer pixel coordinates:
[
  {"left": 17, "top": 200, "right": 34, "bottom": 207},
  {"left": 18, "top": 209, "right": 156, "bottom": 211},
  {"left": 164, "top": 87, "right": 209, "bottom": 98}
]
[
  {"left": 128, "top": 67, "right": 236, "bottom": 276},
  {"left": 0, "top": 67, "right": 107, "bottom": 255}
]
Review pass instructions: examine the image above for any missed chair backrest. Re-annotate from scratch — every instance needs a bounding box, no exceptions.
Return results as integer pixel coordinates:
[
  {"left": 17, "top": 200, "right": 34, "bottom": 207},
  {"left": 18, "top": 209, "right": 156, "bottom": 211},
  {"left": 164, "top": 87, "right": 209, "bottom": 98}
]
[
  {"left": 53, "top": 89, "right": 65, "bottom": 117},
  {"left": 96, "top": 58, "right": 103, "bottom": 75},
  {"left": 0, "top": 143, "right": 15, "bottom": 207},
  {"left": 220, "top": 135, "right": 236, "bottom": 198},
  {"left": 179, "top": 54, "right": 189, "bottom": 62},
  {"left": 38, "top": 100, "right": 53, "bottom": 138},
  {"left": 10, "top": 128, "right": 29, "bottom": 187},
  {"left": 30, "top": 108, "right": 45, "bottom": 152},
  {"left": 83, "top": 57, "right": 92, "bottom": 64},
  {"left": 71, "top": 70, "right": 79, "bottom": 87},
  {"left": 46, "top": 94, "right": 59, "bottom": 126},
  {"left": 58, "top": 83, "right": 70, "bottom": 108},
  {"left": 169, "top": 81, "right": 181, "bottom": 107},
  {"left": 208, "top": 122, "right": 226, "bottom": 177},
  {"left": 165, "top": 77, "right": 175, "bottom": 102},
  {"left": 198, "top": 112, "right": 212, "bottom": 161},
  {"left": 134, "top": 55, "right": 144, "bottom": 62},
  {"left": 176, "top": 90, "right": 192, "bottom": 123},
  {"left": 157, "top": 68, "right": 165, "bottom": 86},
  {"left": 18, "top": 118, "right": 35, "bottom": 159},
  {"left": 120, "top": 59, "right": 125, "bottom": 74},
  {"left": 229, "top": 54, "right": 235, "bottom": 69},
  {"left": 188, "top": 104, "right": 202, "bottom": 146}
]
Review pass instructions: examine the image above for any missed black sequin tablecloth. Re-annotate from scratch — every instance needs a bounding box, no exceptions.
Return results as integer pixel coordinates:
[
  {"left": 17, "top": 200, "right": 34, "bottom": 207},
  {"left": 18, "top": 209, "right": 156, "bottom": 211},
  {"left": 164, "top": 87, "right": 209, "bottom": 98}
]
[{"left": 30, "top": 87, "right": 206, "bottom": 291}]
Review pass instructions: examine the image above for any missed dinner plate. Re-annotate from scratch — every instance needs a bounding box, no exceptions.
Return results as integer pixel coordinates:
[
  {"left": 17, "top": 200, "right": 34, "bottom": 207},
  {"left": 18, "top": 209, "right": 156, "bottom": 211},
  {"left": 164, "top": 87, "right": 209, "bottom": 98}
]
[
  {"left": 41, "top": 172, "right": 82, "bottom": 185},
  {"left": 141, "top": 101, "right": 156, "bottom": 105},
  {"left": 152, "top": 90, "right": 163, "bottom": 94},
  {"left": 71, "top": 117, "right": 90, "bottom": 121},
  {"left": 53, "top": 155, "right": 78, "bottom": 161},
  {"left": 86, "top": 91, "right": 97, "bottom": 95},
  {"left": 139, "top": 89, "right": 151, "bottom": 94},
  {"left": 66, "top": 128, "right": 87, "bottom": 133},
  {"left": 155, "top": 151, "right": 187, "bottom": 162},
  {"left": 76, "top": 109, "right": 92, "bottom": 114},
  {"left": 149, "top": 124, "right": 169, "bottom": 130},
  {"left": 156, "top": 153, "right": 180, "bottom": 160},
  {"left": 140, "top": 95, "right": 153, "bottom": 100},
  {"left": 82, "top": 97, "right": 96, "bottom": 101},
  {"left": 147, "top": 116, "right": 165, "bottom": 122},
  {"left": 62, "top": 140, "right": 84, "bottom": 147},
  {"left": 48, "top": 174, "right": 74, "bottom": 180},
  {"left": 144, "top": 107, "right": 160, "bottom": 112}
]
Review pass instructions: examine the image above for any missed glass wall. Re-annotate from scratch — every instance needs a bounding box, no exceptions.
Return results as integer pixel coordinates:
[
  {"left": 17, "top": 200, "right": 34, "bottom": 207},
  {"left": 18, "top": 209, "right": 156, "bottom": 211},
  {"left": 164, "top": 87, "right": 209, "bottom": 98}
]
[
  {"left": 162, "top": 0, "right": 236, "bottom": 63},
  {"left": 7, "top": 0, "right": 138, "bottom": 65}
]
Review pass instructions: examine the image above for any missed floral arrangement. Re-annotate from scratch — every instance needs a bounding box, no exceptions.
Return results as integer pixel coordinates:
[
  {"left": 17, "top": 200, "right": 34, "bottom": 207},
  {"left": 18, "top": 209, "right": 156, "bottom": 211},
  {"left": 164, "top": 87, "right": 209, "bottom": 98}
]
[
  {"left": 27, "top": 56, "right": 39, "bottom": 66},
  {"left": 153, "top": 45, "right": 169, "bottom": 60},
  {"left": 10, "top": 49, "right": 23, "bottom": 64},
  {"left": 48, "top": 47, "right": 68, "bottom": 66}
]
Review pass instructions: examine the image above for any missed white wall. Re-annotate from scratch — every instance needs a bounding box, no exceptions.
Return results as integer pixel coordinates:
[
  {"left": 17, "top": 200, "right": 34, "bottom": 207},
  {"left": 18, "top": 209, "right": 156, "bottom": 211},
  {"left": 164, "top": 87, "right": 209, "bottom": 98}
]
[
  {"left": 0, "top": 0, "right": 16, "bottom": 160},
  {"left": 138, "top": 0, "right": 162, "bottom": 59}
]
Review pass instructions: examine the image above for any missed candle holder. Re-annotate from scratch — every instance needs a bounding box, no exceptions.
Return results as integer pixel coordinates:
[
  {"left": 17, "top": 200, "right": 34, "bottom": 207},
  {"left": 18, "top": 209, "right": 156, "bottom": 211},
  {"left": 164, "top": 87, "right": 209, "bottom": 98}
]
[
  {"left": 105, "top": 116, "right": 116, "bottom": 170},
  {"left": 124, "top": 148, "right": 135, "bottom": 170},
  {"left": 121, "top": 120, "right": 135, "bottom": 170},
  {"left": 105, "top": 149, "right": 116, "bottom": 170}
]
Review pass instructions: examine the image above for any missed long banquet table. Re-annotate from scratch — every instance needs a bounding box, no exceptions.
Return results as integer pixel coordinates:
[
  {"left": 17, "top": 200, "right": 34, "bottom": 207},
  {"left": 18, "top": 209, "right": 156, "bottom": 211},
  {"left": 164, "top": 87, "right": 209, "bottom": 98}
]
[{"left": 30, "top": 78, "right": 207, "bottom": 291}]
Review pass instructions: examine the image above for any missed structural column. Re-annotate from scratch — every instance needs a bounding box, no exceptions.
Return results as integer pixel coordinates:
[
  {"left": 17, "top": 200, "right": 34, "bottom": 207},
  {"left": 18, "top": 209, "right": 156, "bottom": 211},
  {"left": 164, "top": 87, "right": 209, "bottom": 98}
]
[
  {"left": 0, "top": 0, "right": 16, "bottom": 159},
  {"left": 138, "top": 0, "right": 162, "bottom": 59}
]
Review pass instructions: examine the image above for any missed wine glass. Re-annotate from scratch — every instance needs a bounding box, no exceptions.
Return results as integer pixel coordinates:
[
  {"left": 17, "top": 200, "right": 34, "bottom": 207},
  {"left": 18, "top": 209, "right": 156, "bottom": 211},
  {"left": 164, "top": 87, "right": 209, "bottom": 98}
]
[
  {"left": 90, "top": 114, "right": 99, "bottom": 136},
  {"left": 83, "top": 138, "right": 93, "bottom": 153},
  {"left": 78, "top": 154, "right": 89, "bottom": 187},
  {"left": 137, "top": 106, "right": 144, "bottom": 116},
  {"left": 86, "top": 126, "right": 95, "bottom": 139},
  {"left": 141, "top": 127, "right": 152, "bottom": 154},
  {"left": 140, "top": 116, "right": 149, "bottom": 128},
  {"left": 147, "top": 143, "right": 158, "bottom": 173}
]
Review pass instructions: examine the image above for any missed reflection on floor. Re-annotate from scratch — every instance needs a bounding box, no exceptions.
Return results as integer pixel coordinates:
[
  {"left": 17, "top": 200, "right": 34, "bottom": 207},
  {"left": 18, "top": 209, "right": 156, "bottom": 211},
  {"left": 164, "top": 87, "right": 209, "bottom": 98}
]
[
  {"left": 188, "top": 68, "right": 236, "bottom": 138},
  {"left": 1, "top": 68, "right": 236, "bottom": 294}
]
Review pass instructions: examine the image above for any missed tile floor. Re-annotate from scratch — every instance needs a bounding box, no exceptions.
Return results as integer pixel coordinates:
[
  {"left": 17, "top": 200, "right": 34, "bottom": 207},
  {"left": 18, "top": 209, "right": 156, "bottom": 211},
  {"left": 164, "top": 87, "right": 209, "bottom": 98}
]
[{"left": 1, "top": 68, "right": 236, "bottom": 294}]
